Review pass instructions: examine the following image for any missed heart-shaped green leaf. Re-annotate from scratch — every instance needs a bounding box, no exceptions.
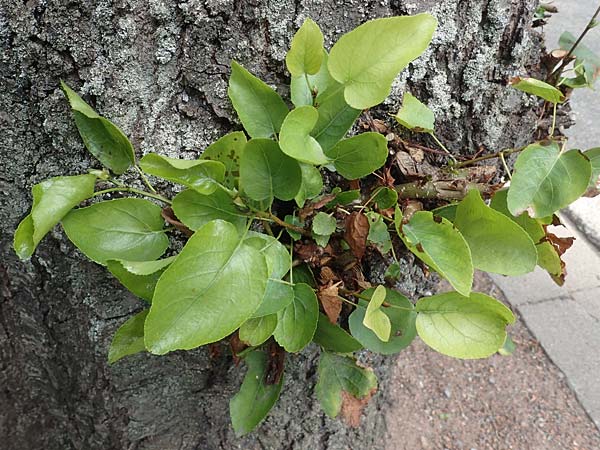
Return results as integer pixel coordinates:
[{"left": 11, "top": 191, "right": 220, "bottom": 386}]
[
  {"left": 139, "top": 153, "right": 225, "bottom": 194},
  {"left": 362, "top": 285, "right": 391, "bottom": 342},
  {"left": 325, "top": 132, "right": 388, "bottom": 180},
  {"left": 349, "top": 287, "right": 416, "bottom": 354},
  {"left": 239, "top": 314, "right": 278, "bottom": 347},
  {"left": 239, "top": 138, "right": 302, "bottom": 203},
  {"left": 312, "top": 212, "right": 336, "bottom": 236},
  {"left": 416, "top": 291, "right": 515, "bottom": 359},
  {"left": 273, "top": 283, "right": 319, "bottom": 353},
  {"left": 398, "top": 210, "right": 473, "bottom": 296},
  {"left": 106, "top": 257, "right": 176, "bottom": 302},
  {"left": 286, "top": 18, "right": 324, "bottom": 77},
  {"left": 200, "top": 131, "right": 247, "bottom": 189},
  {"left": 394, "top": 93, "right": 435, "bottom": 132},
  {"left": 280, "top": 106, "right": 329, "bottom": 164},
  {"left": 108, "top": 310, "right": 148, "bottom": 364},
  {"left": 328, "top": 14, "right": 437, "bottom": 109},
  {"left": 61, "top": 81, "right": 135, "bottom": 174},
  {"left": 315, "top": 351, "right": 377, "bottom": 418},
  {"left": 454, "top": 190, "right": 537, "bottom": 275},
  {"left": 230, "top": 350, "right": 283, "bottom": 436},
  {"left": 295, "top": 163, "right": 323, "bottom": 207},
  {"left": 62, "top": 198, "right": 169, "bottom": 264},
  {"left": 508, "top": 143, "right": 592, "bottom": 218},
  {"left": 312, "top": 313, "right": 363, "bottom": 353},
  {"left": 144, "top": 220, "right": 268, "bottom": 354},
  {"left": 228, "top": 61, "right": 289, "bottom": 138},
  {"left": 510, "top": 77, "right": 565, "bottom": 104},
  {"left": 172, "top": 188, "right": 247, "bottom": 233},
  {"left": 14, "top": 174, "right": 96, "bottom": 259}
]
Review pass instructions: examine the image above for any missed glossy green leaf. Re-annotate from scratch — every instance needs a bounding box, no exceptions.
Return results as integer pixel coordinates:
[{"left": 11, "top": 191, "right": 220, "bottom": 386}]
[
  {"left": 172, "top": 188, "right": 247, "bottom": 233},
  {"left": 507, "top": 143, "right": 591, "bottom": 218},
  {"left": 139, "top": 153, "right": 225, "bottom": 195},
  {"left": 327, "top": 14, "right": 437, "bottom": 109},
  {"left": 273, "top": 283, "right": 319, "bottom": 352},
  {"left": 284, "top": 215, "right": 303, "bottom": 241},
  {"left": 586, "top": 147, "right": 600, "bottom": 187},
  {"left": 312, "top": 212, "right": 336, "bottom": 236},
  {"left": 398, "top": 210, "right": 473, "bottom": 296},
  {"left": 362, "top": 285, "right": 391, "bottom": 342},
  {"left": 201, "top": 132, "right": 247, "bottom": 189},
  {"left": 108, "top": 310, "right": 148, "bottom": 364},
  {"left": 560, "top": 31, "right": 600, "bottom": 86},
  {"left": 373, "top": 187, "right": 398, "bottom": 209},
  {"left": 366, "top": 212, "right": 392, "bottom": 253},
  {"left": 326, "top": 189, "right": 361, "bottom": 208},
  {"left": 286, "top": 18, "right": 324, "bottom": 77},
  {"left": 311, "top": 82, "right": 361, "bottom": 151},
  {"left": 312, "top": 313, "right": 363, "bottom": 353},
  {"left": 511, "top": 77, "right": 565, "bottom": 104},
  {"left": 144, "top": 220, "right": 268, "bottom": 354},
  {"left": 394, "top": 93, "right": 435, "bottom": 132},
  {"left": 14, "top": 174, "right": 96, "bottom": 260},
  {"left": 106, "top": 257, "right": 175, "bottom": 302},
  {"left": 415, "top": 291, "right": 515, "bottom": 359},
  {"left": 279, "top": 106, "right": 329, "bottom": 164},
  {"left": 290, "top": 50, "right": 334, "bottom": 107},
  {"left": 490, "top": 188, "right": 562, "bottom": 281},
  {"left": 230, "top": 350, "right": 283, "bottom": 436},
  {"left": 290, "top": 263, "right": 316, "bottom": 287},
  {"left": 62, "top": 198, "right": 169, "bottom": 265},
  {"left": 454, "top": 190, "right": 537, "bottom": 275},
  {"left": 325, "top": 132, "right": 388, "bottom": 180},
  {"left": 61, "top": 81, "right": 135, "bottom": 174},
  {"left": 349, "top": 287, "right": 416, "bottom": 354},
  {"left": 239, "top": 139, "right": 302, "bottom": 202},
  {"left": 431, "top": 203, "right": 457, "bottom": 222},
  {"left": 295, "top": 163, "right": 323, "bottom": 207},
  {"left": 228, "top": 61, "right": 289, "bottom": 138},
  {"left": 245, "top": 232, "right": 294, "bottom": 318},
  {"left": 239, "top": 314, "right": 278, "bottom": 346},
  {"left": 315, "top": 351, "right": 377, "bottom": 418}
]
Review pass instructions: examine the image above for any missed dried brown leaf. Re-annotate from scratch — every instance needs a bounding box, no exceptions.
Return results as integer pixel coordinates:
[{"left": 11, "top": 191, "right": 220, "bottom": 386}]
[
  {"left": 340, "top": 388, "right": 377, "bottom": 428},
  {"left": 318, "top": 282, "right": 342, "bottom": 324},
  {"left": 344, "top": 212, "right": 369, "bottom": 260}
]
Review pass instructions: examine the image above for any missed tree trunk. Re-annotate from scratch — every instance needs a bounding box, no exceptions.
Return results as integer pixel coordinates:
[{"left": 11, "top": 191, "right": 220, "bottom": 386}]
[{"left": 0, "top": 1, "right": 540, "bottom": 449}]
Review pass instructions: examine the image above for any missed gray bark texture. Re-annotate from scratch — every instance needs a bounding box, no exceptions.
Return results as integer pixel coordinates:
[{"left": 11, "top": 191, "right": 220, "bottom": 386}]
[{"left": 0, "top": 1, "right": 541, "bottom": 449}]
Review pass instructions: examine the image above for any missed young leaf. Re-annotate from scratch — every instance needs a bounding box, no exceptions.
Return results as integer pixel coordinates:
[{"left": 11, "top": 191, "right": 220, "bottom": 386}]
[
  {"left": 510, "top": 77, "right": 565, "bottom": 104},
  {"left": 362, "top": 285, "right": 391, "bottom": 342},
  {"left": 313, "top": 313, "right": 363, "bottom": 353},
  {"left": 295, "top": 163, "right": 323, "bottom": 208},
  {"left": 585, "top": 147, "right": 600, "bottom": 187},
  {"left": 62, "top": 198, "right": 169, "bottom": 265},
  {"left": 290, "top": 50, "right": 334, "bottom": 107},
  {"left": 172, "top": 188, "right": 247, "bottom": 233},
  {"left": 284, "top": 215, "right": 303, "bottom": 241},
  {"left": 327, "top": 14, "right": 437, "bottom": 109},
  {"left": 200, "top": 131, "right": 247, "bottom": 189},
  {"left": 394, "top": 93, "right": 435, "bottom": 132},
  {"left": 108, "top": 310, "right": 148, "bottom": 364},
  {"left": 230, "top": 350, "right": 283, "bottom": 436},
  {"left": 239, "top": 138, "right": 302, "bottom": 203},
  {"left": 415, "top": 291, "right": 515, "bottom": 359},
  {"left": 560, "top": 31, "right": 600, "bottom": 86},
  {"left": 239, "top": 314, "right": 278, "bottom": 346},
  {"left": 366, "top": 212, "right": 392, "bottom": 253},
  {"left": 285, "top": 18, "right": 324, "bottom": 77},
  {"left": 14, "top": 174, "right": 96, "bottom": 260},
  {"left": 311, "top": 82, "right": 361, "bottom": 151},
  {"left": 349, "top": 287, "right": 417, "bottom": 354},
  {"left": 273, "top": 283, "right": 319, "bottom": 353},
  {"left": 454, "top": 190, "right": 537, "bottom": 276},
  {"left": 279, "top": 106, "right": 329, "bottom": 164},
  {"left": 312, "top": 212, "right": 336, "bottom": 236},
  {"left": 315, "top": 351, "right": 377, "bottom": 418},
  {"left": 61, "top": 81, "right": 135, "bottom": 174},
  {"left": 397, "top": 210, "right": 473, "bottom": 296},
  {"left": 144, "top": 220, "right": 268, "bottom": 354},
  {"left": 106, "top": 257, "right": 175, "bottom": 302},
  {"left": 139, "top": 154, "right": 225, "bottom": 195},
  {"left": 228, "top": 61, "right": 289, "bottom": 138},
  {"left": 507, "top": 142, "right": 591, "bottom": 218},
  {"left": 245, "top": 233, "right": 294, "bottom": 318},
  {"left": 498, "top": 334, "right": 516, "bottom": 356},
  {"left": 325, "top": 132, "right": 388, "bottom": 180}
]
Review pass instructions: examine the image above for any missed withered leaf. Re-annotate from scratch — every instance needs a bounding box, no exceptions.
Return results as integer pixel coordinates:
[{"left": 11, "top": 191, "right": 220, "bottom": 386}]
[
  {"left": 161, "top": 207, "right": 193, "bottom": 236},
  {"left": 340, "top": 388, "right": 376, "bottom": 428},
  {"left": 344, "top": 212, "right": 370, "bottom": 259},
  {"left": 543, "top": 230, "right": 575, "bottom": 256},
  {"left": 265, "top": 341, "right": 286, "bottom": 385},
  {"left": 318, "top": 282, "right": 342, "bottom": 324},
  {"left": 230, "top": 332, "right": 249, "bottom": 365}
]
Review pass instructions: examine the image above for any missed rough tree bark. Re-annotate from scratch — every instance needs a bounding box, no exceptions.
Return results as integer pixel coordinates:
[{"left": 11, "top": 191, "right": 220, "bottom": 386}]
[{"left": 0, "top": 1, "right": 541, "bottom": 449}]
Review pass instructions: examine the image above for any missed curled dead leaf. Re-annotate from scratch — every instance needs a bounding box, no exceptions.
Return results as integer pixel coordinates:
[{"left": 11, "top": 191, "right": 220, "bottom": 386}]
[
  {"left": 344, "top": 212, "right": 370, "bottom": 259},
  {"left": 340, "top": 387, "right": 377, "bottom": 428},
  {"left": 318, "top": 281, "right": 342, "bottom": 324}
]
